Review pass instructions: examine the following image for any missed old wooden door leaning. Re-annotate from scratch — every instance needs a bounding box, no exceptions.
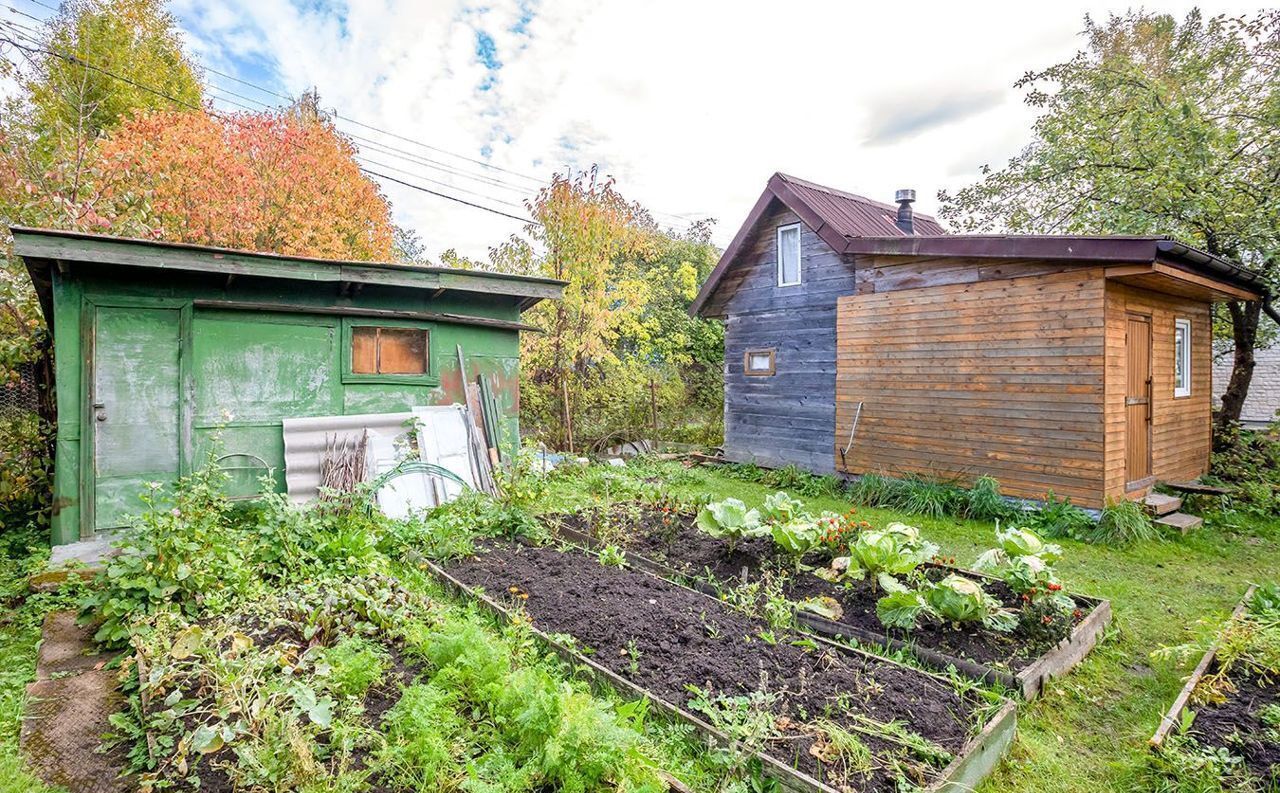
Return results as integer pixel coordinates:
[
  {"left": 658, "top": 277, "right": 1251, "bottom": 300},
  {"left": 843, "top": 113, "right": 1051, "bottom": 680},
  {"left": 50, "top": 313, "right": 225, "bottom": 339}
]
[
  {"left": 91, "top": 306, "right": 182, "bottom": 533},
  {"left": 1124, "top": 313, "right": 1153, "bottom": 488}
]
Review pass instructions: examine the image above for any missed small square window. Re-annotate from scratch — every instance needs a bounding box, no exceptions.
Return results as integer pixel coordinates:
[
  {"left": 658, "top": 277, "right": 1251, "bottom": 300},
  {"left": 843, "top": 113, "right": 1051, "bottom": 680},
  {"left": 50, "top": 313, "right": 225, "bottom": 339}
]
[
  {"left": 744, "top": 349, "right": 775, "bottom": 376},
  {"left": 1174, "top": 318, "right": 1191, "bottom": 397},
  {"left": 777, "top": 224, "right": 801, "bottom": 286},
  {"left": 351, "top": 326, "right": 429, "bottom": 375}
]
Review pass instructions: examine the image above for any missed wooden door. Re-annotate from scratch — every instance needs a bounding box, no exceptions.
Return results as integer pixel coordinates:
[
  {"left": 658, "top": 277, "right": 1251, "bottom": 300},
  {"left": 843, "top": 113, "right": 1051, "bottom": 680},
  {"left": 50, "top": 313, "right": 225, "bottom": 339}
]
[
  {"left": 1125, "top": 313, "right": 1153, "bottom": 488},
  {"left": 91, "top": 306, "right": 182, "bottom": 532}
]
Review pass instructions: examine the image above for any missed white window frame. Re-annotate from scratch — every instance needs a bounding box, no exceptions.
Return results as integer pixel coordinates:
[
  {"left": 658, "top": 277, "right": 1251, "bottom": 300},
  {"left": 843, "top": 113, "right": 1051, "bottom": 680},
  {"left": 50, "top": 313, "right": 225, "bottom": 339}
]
[
  {"left": 776, "top": 223, "right": 802, "bottom": 287},
  {"left": 1174, "top": 318, "right": 1192, "bottom": 398}
]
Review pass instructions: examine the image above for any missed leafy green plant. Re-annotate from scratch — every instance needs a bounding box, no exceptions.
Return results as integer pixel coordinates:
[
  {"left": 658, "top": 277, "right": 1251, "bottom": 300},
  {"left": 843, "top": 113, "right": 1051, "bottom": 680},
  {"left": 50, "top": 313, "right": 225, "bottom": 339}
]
[
  {"left": 963, "top": 476, "right": 1017, "bottom": 522},
  {"left": 877, "top": 575, "right": 1017, "bottom": 632},
  {"left": 1087, "top": 498, "right": 1161, "bottom": 545},
  {"left": 832, "top": 523, "right": 939, "bottom": 592},
  {"left": 769, "top": 517, "right": 821, "bottom": 570},
  {"left": 317, "top": 637, "right": 388, "bottom": 698},
  {"left": 1024, "top": 490, "right": 1094, "bottom": 540},
  {"left": 897, "top": 476, "right": 963, "bottom": 519},
  {"left": 974, "top": 527, "right": 1075, "bottom": 617},
  {"left": 598, "top": 545, "right": 627, "bottom": 567},
  {"left": 695, "top": 498, "right": 765, "bottom": 554},
  {"left": 848, "top": 472, "right": 899, "bottom": 508},
  {"left": 760, "top": 491, "right": 804, "bottom": 524}
]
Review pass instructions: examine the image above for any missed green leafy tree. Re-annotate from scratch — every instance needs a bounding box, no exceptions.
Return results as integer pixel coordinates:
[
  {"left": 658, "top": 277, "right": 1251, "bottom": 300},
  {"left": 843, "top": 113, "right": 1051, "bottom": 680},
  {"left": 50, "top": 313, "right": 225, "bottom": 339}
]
[{"left": 939, "top": 10, "right": 1280, "bottom": 432}]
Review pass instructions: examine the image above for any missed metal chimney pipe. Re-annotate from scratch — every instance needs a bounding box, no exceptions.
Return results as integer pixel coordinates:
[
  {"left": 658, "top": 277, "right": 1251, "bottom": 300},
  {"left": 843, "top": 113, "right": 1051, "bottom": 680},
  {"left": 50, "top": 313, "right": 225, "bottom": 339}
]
[{"left": 894, "top": 189, "right": 916, "bottom": 235}]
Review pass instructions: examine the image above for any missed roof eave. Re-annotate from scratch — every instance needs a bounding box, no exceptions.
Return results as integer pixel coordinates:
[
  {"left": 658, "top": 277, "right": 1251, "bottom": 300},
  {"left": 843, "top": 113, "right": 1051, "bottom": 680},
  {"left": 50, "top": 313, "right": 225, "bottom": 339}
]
[{"left": 8, "top": 226, "right": 567, "bottom": 306}]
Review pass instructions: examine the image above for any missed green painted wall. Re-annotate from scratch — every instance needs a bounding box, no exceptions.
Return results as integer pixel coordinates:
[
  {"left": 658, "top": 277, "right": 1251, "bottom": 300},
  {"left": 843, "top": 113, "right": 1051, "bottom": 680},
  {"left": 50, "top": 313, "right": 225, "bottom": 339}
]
[{"left": 48, "top": 268, "right": 524, "bottom": 544}]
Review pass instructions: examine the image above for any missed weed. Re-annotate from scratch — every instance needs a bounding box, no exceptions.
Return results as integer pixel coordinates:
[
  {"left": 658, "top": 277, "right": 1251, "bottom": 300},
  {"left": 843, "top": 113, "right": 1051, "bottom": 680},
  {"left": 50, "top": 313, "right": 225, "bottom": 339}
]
[
  {"left": 848, "top": 472, "right": 899, "bottom": 508},
  {"left": 317, "top": 637, "right": 389, "bottom": 698},
  {"left": 598, "top": 544, "right": 627, "bottom": 567},
  {"left": 963, "top": 476, "right": 1017, "bottom": 522},
  {"left": 1024, "top": 490, "right": 1094, "bottom": 540},
  {"left": 897, "top": 476, "right": 963, "bottom": 519},
  {"left": 1090, "top": 498, "right": 1161, "bottom": 546}
]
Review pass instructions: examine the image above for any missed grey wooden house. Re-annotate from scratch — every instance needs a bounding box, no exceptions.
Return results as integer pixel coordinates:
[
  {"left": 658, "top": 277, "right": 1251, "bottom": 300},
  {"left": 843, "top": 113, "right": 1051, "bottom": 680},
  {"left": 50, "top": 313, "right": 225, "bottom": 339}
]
[{"left": 691, "top": 173, "right": 1265, "bottom": 507}]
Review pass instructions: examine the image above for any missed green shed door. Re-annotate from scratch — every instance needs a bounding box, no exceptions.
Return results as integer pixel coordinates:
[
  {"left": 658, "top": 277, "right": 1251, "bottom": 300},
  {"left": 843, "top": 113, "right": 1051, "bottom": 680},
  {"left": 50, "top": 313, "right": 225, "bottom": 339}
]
[{"left": 91, "top": 306, "right": 182, "bottom": 532}]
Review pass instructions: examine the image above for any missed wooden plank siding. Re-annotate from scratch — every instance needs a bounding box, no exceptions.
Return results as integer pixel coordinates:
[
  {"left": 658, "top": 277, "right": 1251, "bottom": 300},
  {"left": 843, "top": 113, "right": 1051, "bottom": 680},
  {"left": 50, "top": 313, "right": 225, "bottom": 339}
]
[
  {"left": 705, "top": 203, "right": 856, "bottom": 473},
  {"left": 1103, "top": 282, "right": 1213, "bottom": 500},
  {"left": 834, "top": 267, "right": 1109, "bottom": 506}
]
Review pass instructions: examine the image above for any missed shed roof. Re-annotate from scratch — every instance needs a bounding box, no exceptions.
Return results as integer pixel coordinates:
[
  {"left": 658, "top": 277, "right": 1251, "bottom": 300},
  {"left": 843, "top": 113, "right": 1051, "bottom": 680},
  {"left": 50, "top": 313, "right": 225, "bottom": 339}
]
[
  {"left": 11, "top": 226, "right": 565, "bottom": 333},
  {"left": 690, "top": 173, "right": 1266, "bottom": 316}
]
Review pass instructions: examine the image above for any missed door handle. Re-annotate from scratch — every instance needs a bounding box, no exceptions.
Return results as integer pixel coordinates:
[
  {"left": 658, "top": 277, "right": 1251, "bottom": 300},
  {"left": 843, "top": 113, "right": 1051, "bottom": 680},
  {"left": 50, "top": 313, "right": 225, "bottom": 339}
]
[{"left": 93, "top": 402, "right": 107, "bottom": 422}]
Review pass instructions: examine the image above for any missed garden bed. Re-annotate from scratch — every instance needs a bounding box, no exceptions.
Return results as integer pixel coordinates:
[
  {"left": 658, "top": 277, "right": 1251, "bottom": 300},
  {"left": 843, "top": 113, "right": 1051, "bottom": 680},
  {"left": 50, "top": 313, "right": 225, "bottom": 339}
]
[
  {"left": 548, "top": 502, "right": 1111, "bottom": 698},
  {"left": 1151, "top": 585, "right": 1280, "bottom": 785},
  {"left": 437, "top": 540, "right": 1017, "bottom": 793}
]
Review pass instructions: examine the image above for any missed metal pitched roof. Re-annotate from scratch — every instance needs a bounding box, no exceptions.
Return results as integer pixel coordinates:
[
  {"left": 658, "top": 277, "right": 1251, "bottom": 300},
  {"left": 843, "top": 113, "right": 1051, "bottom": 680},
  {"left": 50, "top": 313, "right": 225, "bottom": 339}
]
[{"left": 773, "top": 173, "right": 946, "bottom": 237}]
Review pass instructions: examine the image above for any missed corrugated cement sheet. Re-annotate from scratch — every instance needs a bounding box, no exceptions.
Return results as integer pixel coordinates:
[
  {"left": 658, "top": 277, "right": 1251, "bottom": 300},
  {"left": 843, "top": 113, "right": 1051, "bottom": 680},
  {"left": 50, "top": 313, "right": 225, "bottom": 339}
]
[{"left": 281, "top": 412, "right": 415, "bottom": 502}]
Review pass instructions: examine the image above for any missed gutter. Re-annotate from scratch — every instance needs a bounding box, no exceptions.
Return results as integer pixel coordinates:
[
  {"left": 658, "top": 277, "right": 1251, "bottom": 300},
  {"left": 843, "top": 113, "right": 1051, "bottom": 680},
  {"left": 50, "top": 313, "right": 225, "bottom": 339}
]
[{"left": 1156, "top": 240, "right": 1280, "bottom": 326}]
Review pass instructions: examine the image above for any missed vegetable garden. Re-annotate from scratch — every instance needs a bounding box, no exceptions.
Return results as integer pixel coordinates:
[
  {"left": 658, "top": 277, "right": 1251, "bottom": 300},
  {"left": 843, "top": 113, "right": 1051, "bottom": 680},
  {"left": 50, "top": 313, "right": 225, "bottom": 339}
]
[{"left": 1, "top": 455, "right": 1277, "bottom": 793}]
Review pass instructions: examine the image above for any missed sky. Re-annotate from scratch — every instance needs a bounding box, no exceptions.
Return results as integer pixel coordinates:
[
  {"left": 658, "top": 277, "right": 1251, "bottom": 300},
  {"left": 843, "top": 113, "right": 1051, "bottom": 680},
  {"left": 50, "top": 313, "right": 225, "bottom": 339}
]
[{"left": 5, "top": 0, "right": 1271, "bottom": 260}]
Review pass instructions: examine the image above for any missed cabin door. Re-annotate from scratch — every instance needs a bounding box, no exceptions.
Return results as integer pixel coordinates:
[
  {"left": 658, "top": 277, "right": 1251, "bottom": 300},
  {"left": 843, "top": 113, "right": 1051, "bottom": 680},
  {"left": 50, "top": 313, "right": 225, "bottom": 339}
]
[
  {"left": 90, "top": 305, "right": 182, "bottom": 534},
  {"left": 1124, "top": 313, "right": 1153, "bottom": 489}
]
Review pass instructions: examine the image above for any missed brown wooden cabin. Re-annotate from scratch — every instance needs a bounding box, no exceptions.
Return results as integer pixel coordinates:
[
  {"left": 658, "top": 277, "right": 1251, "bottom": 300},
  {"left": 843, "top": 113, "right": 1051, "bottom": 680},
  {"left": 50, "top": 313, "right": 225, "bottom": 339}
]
[{"left": 691, "top": 173, "right": 1266, "bottom": 508}]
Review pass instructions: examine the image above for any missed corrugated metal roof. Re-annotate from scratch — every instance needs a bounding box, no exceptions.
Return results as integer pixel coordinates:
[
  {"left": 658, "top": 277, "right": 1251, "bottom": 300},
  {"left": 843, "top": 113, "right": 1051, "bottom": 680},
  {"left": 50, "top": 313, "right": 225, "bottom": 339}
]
[{"left": 774, "top": 173, "right": 947, "bottom": 237}]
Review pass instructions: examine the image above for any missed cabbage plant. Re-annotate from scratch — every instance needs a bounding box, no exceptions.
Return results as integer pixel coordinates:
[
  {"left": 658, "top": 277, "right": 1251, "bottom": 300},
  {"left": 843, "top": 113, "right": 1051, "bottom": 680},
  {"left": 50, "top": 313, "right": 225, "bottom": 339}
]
[
  {"left": 761, "top": 491, "right": 804, "bottom": 524},
  {"left": 695, "top": 498, "right": 765, "bottom": 554},
  {"left": 839, "top": 525, "right": 939, "bottom": 592},
  {"left": 974, "top": 527, "right": 1074, "bottom": 611},
  {"left": 771, "top": 517, "right": 822, "bottom": 570},
  {"left": 876, "top": 575, "right": 1017, "bottom": 632}
]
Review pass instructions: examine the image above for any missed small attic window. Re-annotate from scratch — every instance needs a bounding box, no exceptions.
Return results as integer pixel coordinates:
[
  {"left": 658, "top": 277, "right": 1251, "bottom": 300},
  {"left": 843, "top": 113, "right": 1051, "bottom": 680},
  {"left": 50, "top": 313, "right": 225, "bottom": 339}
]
[{"left": 777, "top": 224, "right": 801, "bottom": 286}]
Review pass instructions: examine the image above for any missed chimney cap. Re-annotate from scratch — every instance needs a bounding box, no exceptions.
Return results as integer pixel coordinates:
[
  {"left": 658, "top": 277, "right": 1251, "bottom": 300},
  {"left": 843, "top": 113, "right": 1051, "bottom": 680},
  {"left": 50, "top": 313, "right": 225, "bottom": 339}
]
[{"left": 894, "top": 188, "right": 916, "bottom": 204}]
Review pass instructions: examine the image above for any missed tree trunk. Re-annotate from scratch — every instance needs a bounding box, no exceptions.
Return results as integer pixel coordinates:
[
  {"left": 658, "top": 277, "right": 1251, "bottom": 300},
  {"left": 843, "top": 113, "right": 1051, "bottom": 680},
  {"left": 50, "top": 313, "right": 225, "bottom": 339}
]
[{"left": 1216, "top": 300, "right": 1261, "bottom": 436}]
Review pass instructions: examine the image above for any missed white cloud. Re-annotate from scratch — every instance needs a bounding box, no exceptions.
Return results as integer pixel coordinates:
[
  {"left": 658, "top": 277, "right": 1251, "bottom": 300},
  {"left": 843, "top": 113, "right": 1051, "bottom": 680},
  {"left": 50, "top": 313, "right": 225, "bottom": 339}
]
[{"left": 11, "top": 0, "right": 1271, "bottom": 258}]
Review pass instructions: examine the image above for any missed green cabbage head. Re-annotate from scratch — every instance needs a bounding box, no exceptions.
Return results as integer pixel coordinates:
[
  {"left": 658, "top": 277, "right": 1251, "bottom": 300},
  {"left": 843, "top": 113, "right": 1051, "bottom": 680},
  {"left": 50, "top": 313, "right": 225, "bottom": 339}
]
[{"left": 696, "top": 498, "right": 765, "bottom": 552}]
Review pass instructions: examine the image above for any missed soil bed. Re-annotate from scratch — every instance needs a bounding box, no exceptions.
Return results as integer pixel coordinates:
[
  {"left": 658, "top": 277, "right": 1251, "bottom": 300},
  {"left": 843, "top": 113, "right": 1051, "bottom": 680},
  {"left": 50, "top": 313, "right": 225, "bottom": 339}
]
[
  {"left": 446, "top": 540, "right": 1002, "bottom": 793},
  {"left": 1186, "top": 667, "right": 1280, "bottom": 783},
  {"left": 550, "top": 503, "right": 1103, "bottom": 679}
]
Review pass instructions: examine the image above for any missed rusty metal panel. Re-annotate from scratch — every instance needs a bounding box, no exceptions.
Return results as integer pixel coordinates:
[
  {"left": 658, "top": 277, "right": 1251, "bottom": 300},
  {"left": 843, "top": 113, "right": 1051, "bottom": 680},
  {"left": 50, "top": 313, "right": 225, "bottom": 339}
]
[{"left": 281, "top": 411, "right": 415, "bottom": 502}]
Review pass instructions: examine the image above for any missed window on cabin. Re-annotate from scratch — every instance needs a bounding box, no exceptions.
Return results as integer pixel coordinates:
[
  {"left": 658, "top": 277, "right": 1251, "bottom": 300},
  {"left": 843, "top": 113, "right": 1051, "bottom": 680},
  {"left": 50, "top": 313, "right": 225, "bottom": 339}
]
[
  {"left": 777, "top": 224, "right": 801, "bottom": 286},
  {"left": 1174, "top": 318, "right": 1191, "bottom": 398},
  {"left": 744, "top": 349, "right": 776, "bottom": 376},
  {"left": 351, "top": 326, "right": 430, "bottom": 375}
]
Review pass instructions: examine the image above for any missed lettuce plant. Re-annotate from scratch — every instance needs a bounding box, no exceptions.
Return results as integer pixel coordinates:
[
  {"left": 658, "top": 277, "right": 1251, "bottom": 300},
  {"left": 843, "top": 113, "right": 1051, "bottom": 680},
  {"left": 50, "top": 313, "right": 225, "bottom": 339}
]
[
  {"left": 696, "top": 498, "right": 765, "bottom": 554},
  {"left": 761, "top": 491, "right": 804, "bottom": 524},
  {"left": 876, "top": 575, "right": 1017, "bottom": 632}
]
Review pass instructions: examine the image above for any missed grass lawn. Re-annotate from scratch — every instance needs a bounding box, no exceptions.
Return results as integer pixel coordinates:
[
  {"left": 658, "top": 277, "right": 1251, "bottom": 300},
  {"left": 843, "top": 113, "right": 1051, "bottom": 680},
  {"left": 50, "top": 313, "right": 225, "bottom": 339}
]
[{"left": 539, "top": 463, "right": 1280, "bottom": 793}]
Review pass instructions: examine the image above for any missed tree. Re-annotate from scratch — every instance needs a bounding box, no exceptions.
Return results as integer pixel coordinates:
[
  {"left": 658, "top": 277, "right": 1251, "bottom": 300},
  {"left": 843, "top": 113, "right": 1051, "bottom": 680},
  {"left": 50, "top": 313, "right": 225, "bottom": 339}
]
[
  {"left": 92, "top": 109, "right": 395, "bottom": 260},
  {"left": 939, "top": 10, "right": 1280, "bottom": 433}
]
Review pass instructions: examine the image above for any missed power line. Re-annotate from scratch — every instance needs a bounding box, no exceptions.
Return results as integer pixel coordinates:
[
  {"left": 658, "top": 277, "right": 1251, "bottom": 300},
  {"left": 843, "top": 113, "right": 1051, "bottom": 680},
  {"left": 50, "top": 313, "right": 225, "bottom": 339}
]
[
  {"left": 2, "top": 3, "right": 707, "bottom": 228},
  {"left": 0, "top": 15, "right": 537, "bottom": 224}
]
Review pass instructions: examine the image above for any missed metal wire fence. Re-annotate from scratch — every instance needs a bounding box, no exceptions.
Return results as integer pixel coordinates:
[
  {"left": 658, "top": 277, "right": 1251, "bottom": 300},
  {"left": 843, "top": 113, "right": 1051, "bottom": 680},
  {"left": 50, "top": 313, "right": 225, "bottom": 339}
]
[{"left": 0, "top": 362, "right": 40, "bottom": 418}]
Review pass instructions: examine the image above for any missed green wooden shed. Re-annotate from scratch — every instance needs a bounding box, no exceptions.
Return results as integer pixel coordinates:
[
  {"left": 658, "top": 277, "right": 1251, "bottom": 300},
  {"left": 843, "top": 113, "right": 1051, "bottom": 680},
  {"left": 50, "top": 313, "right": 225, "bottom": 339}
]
[{"left": 12, "top": 227, "right": 563, "bottom": 545}]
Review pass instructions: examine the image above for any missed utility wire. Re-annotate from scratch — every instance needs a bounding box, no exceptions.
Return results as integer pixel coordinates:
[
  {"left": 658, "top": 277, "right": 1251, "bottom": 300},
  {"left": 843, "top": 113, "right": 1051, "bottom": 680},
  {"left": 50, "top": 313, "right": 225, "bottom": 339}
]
[{"left": 0, "top": 15, "right": 537, "bottom": 224}]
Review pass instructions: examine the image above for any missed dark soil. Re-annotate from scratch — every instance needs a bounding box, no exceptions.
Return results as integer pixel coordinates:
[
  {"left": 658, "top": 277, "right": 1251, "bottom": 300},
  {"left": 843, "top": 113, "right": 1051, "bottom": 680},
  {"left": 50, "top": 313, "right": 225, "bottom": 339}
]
[
  {"left": 447, "top": 540, "right": 994, "bottom": 793},
  {"left": 551, "top": 503, "right": 1092, "bottom": 672},
  {"left": 1189, "top": 667, "right": 1280, "bottom": 784}
]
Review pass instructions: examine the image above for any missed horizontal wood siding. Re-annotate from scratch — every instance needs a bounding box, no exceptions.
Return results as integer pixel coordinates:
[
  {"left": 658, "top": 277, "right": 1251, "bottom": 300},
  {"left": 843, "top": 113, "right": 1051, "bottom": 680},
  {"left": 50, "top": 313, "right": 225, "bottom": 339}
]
[
  {"left": 714, "top": 204, "right": 856, "bottom": 473},
  {"left": 1104, "top": 283, "right": 1213, "bottom": 499},
  {"left": 835, "top": 268, "right": 1109, "bottom": 506}
]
